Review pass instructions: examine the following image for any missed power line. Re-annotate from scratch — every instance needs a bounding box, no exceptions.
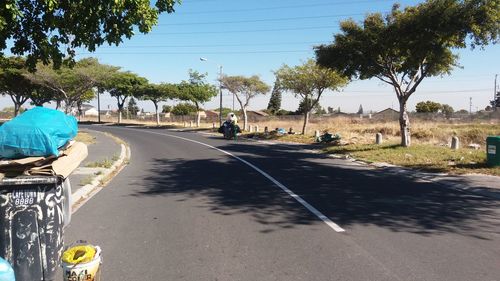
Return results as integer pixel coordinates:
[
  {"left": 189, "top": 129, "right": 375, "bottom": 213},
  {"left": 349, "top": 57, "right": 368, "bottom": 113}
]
[
  {"left": 158, "top": 13, "right": 366, "bottom": 26},
  {"left": 176, "top": 0, "right": 393, "bottom": 15},
  {"left": 145, "top": 25, "right": 340, "bottom": 35},
  {"left": 77, "top": 50, "right": 312, "bottom": 55},
  {"left": 97, "top": 41, "right": 328, "bottom": 49}
]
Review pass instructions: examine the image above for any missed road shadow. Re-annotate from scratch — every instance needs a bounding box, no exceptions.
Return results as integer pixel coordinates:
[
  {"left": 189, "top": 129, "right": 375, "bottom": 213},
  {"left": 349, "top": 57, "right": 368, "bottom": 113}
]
[
  {"left": 134, "top": 157, "right": 316, "bottom": 233},
  {"left": 131, "top": 133, "right": 500, "bottom": 238}
]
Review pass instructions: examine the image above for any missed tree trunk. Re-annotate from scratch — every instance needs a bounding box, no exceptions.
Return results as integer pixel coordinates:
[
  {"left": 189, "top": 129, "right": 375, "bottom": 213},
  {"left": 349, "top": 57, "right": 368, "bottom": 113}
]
[
  {"left": 242, "top": 107, "right": 248, "bottom": 131},
  {"left": 399, "top": 100, "right": 411, "bottom": 147},
  {"left": 195, "top": 102, "right": 201, "bottom": 127},
  {"left": 13, "top": 103, "right": 20, "bottom": 117},
  {"left": 302, "top": 111, "right": 310, "bottom": 135},
  {"left": 154, "top": 102, "right": 160, "bottom": 126}
]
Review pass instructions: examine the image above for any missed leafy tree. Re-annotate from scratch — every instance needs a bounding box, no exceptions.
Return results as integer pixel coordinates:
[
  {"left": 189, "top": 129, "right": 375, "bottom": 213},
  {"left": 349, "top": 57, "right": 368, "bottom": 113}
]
[
  {"left": 162, "top": 105, "right": 172, "bottom": 113},
  {"left": 456, "top": 109, "right": 469, "bottom": 114},
  {"left": 316, "top": 0, "right": 499, "bottom": 146},
  {"left": 440, "top": 104, "right": 454, "bottom": 118},
  {"left": 101, "top": 71, "right": 147, "bottom": 123},
  {"left": 220, "top": 75, "right": 270, "bottom": 131},
  {"left": 127, "top": 98, "right": 140, "bottom": 117},
  {"left": 23, "top": 58, "right": 111, "bottom": 113},
  {"left": 296, "top": 99, "right": 324, "bottom": 115},
  {"left": 327, "top": 106, "right": 335, "bottom": 114},
  {"left": 357, "top": 104, "right": 364, "bottom": 115},
  {"left": 29, "top": 86, "right": 57, "bottom": 107},
  {"left": 138, "top": 83, "right": 179, "bottom": 125},
  {"left": 415, "top": 101, "right": 442, "bottom": 113},
  {"left": 178, "top": 70, "right": 218, "bottom": 127},
  {"left": 266, "top": 78, "right": 282, "bottom": 114},
  {"left": 275, "top": 59, "right": 348, "bottom": 134},
  {"left": 0, "top": 56, "right": 34, "bottom": 116},
  {"left": 172, "top": 103, "right": 198, "bottom": 116},
  {"left": 0, "top": 0, "right": 180, "bottom": 69}
]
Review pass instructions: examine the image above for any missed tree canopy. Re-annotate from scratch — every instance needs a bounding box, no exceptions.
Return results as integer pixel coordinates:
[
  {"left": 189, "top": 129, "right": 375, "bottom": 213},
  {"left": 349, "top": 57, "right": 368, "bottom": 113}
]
[
  {"left": 220, "top": 75, "right": 270, "bottom": 131},
  {"left": 275, "top": 59, "right": 348, "bottom": 134},
  {"left": 0, "top": 0, "right": 180, "bottom": 69},
  {"left": 266, "top": 78, "right": 282, "bottom": 115},
  {"left": 178, "top": 70, "right": 218, "bottom": 127},
  {"left": 315, "top": 0, "right": 499, "bottom": 146},
  {"left": 0, "top": 56, "right": 34, "bottom": 116}
]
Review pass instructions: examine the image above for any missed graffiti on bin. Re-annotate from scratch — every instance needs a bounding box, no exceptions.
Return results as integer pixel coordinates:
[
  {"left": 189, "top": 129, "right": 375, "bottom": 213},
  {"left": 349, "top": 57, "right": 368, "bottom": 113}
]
[{"left": 0, "top": 182, "right": 64, "bottom": 279}]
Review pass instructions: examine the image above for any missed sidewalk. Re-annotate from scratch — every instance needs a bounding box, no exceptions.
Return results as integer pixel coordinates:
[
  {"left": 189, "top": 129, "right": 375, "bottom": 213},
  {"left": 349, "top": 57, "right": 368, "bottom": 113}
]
[{"left": 69, "top": 129, "right": 122, "bottom": 194}]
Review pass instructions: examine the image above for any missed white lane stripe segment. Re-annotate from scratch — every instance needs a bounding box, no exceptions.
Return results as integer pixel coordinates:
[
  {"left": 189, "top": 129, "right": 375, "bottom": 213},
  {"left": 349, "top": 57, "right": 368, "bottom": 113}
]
[{"left": 130, "top": 128, "right": 345, "bottom": 233}]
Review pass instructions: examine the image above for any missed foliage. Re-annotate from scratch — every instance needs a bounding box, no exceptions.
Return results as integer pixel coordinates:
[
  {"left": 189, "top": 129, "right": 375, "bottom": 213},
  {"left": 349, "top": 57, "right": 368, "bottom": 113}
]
[
  {"left": 127, "top": 98, "right": 140, "bottom": 116},
  {"left": 296, "top": 99, "right": 325, "bottom": 115},
  {"left": 416, "top": 101, "right": 443, "bottom": 113},
  {"left": 441, "top": 104, "right": 454, "bottom": 117},
  {"left": 162, "top": 105, "right": 172, "bottom": 113},
  {"left": 316, "top": 0, "right": 499, "bottom": 146},
  {"left": 275, "top": 59, "right": 348, "bottom": 134},
  {"left": 220, "top": 75, "right": 270, "bottom": 130},
  {"left": 0, "top": 56, "right": 34, "bottom": 116},
  {"left": 357, "top": 104, "right": 364, "bottom": 115},
  {"left": 266, "top": 78, "right": 282, "bottom": 114},
  {"left": 172, "top": 102, "right": 198, "bottom": 116},
  {"left": 24, "top": 58, "right": 115, "bottom": 112},
  {"left": 0, "top": 0, "right": 180, "bottom": 69}
]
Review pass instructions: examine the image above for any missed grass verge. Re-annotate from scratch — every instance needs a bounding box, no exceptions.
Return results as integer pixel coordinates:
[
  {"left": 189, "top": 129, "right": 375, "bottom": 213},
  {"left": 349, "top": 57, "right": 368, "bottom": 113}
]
[
  {"left": 324, "top": 142, "right": 500, "bottom": 176},
  {"left": 75, "top": 131, "right": 96, "bottom": 145}
]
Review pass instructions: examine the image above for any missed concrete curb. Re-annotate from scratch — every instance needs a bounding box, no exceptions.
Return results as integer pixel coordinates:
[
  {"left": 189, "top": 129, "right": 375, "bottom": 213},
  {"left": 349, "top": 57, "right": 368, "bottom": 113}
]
[{"left": 71, "top": 132, "right": 131, "bottom": 213}]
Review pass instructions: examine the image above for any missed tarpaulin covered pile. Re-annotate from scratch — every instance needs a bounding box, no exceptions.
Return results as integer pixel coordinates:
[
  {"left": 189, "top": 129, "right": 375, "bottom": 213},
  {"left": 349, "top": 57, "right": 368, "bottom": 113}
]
[{"left": 0, "top": 107, "right": 87, "bottom": 180}]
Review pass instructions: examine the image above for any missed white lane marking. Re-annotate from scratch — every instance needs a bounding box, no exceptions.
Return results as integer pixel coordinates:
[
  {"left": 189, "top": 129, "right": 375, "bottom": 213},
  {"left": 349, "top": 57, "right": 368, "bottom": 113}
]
[{"left": 126, "top": 128, "right": 346, "bottom": 233}]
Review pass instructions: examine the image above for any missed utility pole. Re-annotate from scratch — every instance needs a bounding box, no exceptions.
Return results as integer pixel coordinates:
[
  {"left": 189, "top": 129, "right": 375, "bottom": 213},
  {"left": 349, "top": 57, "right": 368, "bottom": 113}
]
[
  {"left": 495, "top": 74, "right": 498, "bottom": 111},
  {"left": 469, "top": 97, "right": 473, "bottom": 121}
]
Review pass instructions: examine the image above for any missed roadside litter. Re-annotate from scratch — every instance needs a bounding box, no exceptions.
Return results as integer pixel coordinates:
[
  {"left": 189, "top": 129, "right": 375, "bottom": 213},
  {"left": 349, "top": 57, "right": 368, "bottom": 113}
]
[
  {"left": 316, "top": 132, "right": 342, "bottom": 144},
  {"left": 62, "top": 242, "right": 102, "bottom": 281},
  {"left": 0, "top": 107, "right": 78, "bottom": 159},
  {"left": 0, "top": 107, "right": 87, "bottom": 281}
]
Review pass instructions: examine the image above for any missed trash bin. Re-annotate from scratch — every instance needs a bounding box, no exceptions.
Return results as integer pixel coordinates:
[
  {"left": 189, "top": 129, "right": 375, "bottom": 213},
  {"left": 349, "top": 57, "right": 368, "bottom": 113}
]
[
  {"left": 0, "top": 176, "right": 71, "bottom": 281},
  {"left": 486, "top": 136, "right": 500, "bottom": 167}
]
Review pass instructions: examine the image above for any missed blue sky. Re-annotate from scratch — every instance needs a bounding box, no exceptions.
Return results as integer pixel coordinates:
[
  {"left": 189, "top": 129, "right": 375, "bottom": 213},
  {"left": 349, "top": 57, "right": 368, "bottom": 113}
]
[{"left": 2, "top": 0, "right": 499, "bottom": 113}]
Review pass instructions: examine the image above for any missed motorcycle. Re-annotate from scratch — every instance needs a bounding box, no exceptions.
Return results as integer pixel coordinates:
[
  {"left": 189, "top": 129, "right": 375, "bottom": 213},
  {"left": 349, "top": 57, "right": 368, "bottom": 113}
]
[{"left": 218, "top": 121, "right": 240, "bottom": 140}]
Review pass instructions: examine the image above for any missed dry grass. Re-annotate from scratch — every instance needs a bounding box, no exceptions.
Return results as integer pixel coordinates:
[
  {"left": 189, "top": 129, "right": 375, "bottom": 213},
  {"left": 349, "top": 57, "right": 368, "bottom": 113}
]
[
  {"left": 247, "top": 117, "right": 500, "bottom": 146},
  {"left": 75, "top": 131, "right": 96, "bottom": 144}
]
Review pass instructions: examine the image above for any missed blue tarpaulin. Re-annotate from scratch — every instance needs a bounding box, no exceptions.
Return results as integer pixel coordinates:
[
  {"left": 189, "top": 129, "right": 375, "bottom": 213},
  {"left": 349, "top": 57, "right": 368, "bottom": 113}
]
[{"left": 0, "top": 107, "right": 78, "bottom": 159}]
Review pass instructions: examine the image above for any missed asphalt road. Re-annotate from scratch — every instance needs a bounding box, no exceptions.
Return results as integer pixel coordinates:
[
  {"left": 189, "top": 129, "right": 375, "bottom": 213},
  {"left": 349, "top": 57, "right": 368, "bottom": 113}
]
[{"left": 64, "top": 126, "right": 500, "bottom": 281}]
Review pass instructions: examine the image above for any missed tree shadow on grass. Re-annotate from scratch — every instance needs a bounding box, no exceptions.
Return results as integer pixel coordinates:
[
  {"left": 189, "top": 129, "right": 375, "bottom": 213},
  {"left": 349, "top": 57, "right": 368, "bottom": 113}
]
[{"left": 131, "top": 133, "right": 500, "bottom": 239}]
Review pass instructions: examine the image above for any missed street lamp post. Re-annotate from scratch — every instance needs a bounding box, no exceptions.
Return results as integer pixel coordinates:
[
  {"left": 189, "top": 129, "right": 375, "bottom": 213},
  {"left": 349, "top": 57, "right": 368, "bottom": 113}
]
[{"left": 200, "top": 57, "right": 223, "bottom": 126}]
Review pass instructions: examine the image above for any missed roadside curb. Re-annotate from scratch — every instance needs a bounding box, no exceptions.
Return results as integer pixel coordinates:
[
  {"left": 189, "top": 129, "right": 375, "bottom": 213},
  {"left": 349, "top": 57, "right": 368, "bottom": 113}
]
[
  {"left": 198, "top": 130, "right": 500, "bottom": 199},
  {"left": 71, "top": 131, "right": 131, "bottom": 213}
]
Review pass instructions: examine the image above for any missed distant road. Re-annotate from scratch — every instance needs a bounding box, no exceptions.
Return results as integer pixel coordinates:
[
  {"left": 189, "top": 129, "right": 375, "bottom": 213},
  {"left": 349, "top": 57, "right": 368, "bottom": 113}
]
[{"left": 65, "top": 125, "right": 500, "bottom": 281}]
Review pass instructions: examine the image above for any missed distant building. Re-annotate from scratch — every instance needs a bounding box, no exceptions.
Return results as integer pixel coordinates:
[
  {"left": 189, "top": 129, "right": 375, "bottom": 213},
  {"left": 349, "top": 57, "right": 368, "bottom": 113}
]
[{"left": 374, "top": 108, "right": 399, "bottom": 120}]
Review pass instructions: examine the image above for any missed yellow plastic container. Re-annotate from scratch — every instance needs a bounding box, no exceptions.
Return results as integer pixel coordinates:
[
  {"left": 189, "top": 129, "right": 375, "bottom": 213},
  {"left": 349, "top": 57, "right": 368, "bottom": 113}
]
[{"left": 62, "top": 244, "right": 101, "bottom": 281}]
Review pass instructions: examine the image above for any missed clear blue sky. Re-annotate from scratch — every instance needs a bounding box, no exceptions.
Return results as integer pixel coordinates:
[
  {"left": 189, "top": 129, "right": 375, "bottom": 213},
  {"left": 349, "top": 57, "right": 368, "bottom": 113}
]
[{"left": 2, "top": 0, "right": 499, "bottom": 113}]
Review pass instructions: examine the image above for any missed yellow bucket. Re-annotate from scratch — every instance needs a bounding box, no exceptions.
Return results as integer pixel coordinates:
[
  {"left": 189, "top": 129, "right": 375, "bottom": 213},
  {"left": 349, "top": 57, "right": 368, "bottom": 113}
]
[{"left": 62, "top": 244, "right": 102, "bottom": 281}]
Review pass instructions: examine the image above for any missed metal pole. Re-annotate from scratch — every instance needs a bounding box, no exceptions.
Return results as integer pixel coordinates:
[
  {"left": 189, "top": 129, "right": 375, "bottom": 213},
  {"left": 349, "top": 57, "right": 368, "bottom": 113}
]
[
  {"left": 219, "top": 65, "right": 223, "bottom": 126},
  {"left": 495, "top": 74, "right": 498, "bottom": 111}
]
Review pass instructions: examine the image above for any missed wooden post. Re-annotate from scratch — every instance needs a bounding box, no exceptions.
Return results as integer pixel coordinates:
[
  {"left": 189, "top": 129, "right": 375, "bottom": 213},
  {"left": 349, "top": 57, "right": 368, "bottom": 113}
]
[
  {"left": 376, "top": 133, "right": 383, "bottom": 144},
  {"left": 264, "top": 126, "right": 269, "bottom": 135},
  {"left": 254, "top": 125, "right": 259, "bottom": 132},
  {"left": 314, "top": 130, "right": 320, "bottom": 138}
]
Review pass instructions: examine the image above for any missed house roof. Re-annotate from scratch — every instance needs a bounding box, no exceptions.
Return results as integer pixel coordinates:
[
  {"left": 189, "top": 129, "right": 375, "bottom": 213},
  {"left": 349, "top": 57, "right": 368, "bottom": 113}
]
[
  {"left": 375, "top": 108, "right": 399, "bottom": 114},
  {"left": 248, "top": 110, "right": 269, "bottom": 117}
]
